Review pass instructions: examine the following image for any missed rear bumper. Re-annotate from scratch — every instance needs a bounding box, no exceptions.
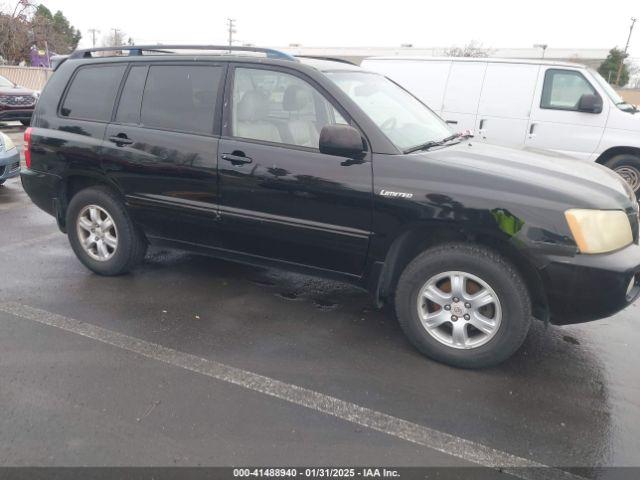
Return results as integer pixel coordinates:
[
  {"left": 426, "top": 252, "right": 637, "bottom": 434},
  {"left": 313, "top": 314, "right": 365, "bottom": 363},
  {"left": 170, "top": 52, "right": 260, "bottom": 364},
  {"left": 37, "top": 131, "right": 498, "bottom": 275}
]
[
  {"left": 20, "top": 168, "right": 61, "bottom": 218},
  {"left": 0, "top": 148, "right": 21, "bottom": 181},
  {"left": 541, "top": 243, "right": 640, "bottom": 324}
]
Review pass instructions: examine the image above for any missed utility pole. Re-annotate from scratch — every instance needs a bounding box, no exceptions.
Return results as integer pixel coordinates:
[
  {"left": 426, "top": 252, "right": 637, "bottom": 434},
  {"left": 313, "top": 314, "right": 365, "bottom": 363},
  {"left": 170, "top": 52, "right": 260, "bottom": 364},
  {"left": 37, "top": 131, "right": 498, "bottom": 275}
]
[
  {"left": 88, "top": 29, "right": 100, "bottom": 48},
  {"left": 615, "top": 17, "right": 637, "bottom": 86},
  {"left": 111, "top": 28, "right": 121, "bottom": 46},
  {"left": 227, "top": 18, "right": 236, "bottom": 48},
  {"left": 533, "top": 43, "right": 548, "bottom": 59}
]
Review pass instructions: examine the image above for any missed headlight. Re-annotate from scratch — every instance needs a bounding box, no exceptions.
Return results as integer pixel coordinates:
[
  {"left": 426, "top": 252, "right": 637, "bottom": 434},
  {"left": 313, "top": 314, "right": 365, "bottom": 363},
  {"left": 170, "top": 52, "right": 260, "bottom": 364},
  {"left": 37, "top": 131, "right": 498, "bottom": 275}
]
[
  {"left": 0, "top": 132, "right": 14, "bottom": 151},
  {"left": 565, "top": 209, "right": 633, "bottom": 254}
]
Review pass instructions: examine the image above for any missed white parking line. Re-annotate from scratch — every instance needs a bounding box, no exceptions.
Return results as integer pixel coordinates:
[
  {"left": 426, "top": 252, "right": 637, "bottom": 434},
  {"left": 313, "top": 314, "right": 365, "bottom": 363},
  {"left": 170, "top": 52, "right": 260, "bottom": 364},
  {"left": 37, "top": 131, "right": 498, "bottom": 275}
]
[
  {"left": 0, "top": 301, "right": 585, "bottom": 480},
  {"left": 0, "top": 232, "right": 61, "bottom": 252}
]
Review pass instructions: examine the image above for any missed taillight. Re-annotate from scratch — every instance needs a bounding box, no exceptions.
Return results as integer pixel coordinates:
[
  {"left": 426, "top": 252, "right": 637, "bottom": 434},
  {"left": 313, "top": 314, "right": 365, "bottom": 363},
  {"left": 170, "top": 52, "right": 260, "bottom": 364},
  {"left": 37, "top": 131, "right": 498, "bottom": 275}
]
[{"left": 24, "top": 127, "right": 32, "bottom": 169}]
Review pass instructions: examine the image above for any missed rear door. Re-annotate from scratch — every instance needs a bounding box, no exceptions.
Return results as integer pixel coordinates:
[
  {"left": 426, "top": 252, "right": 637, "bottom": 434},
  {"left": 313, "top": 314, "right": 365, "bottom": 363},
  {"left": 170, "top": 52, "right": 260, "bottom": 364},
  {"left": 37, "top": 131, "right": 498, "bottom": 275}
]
[
  {"left": 363, "top": 59, "right": 451, "bottom": 114},
  {"left": 475, "top": 62, "right": 540, "bottom": 147},
  {"left": 524, "top": 67, "right": 608, "bottom": 160},
  {"left": 102, "top": 62, "right": 226, "bottom": 244}
]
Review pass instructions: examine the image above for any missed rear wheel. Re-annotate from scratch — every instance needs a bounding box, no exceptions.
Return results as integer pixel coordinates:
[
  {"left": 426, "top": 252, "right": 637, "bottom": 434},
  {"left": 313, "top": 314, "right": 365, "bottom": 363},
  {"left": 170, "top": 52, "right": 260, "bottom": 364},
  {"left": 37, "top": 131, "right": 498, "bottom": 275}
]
[
  {"left": 66, "top": 186, "right": 147, "bottom": 275},
  {"left": 606, "top": 154, "right": 640, "bottom": 199},
  {"left": 394, "top": 243, "right": 531, "bottom": 368}
]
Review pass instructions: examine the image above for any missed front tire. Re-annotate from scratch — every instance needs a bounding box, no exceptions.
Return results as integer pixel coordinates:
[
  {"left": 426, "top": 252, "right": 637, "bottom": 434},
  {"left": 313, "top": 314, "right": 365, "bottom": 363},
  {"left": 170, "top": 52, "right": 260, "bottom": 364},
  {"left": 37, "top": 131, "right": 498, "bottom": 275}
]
[
  {"left": 66, "top": 186, "right": 147, "bottom": 275},
  {"left": 395, "top": 243, "right": 531, "bottom": 369},
  {"left": 606, "top": 154, "right": 640, "bottom": 199}
]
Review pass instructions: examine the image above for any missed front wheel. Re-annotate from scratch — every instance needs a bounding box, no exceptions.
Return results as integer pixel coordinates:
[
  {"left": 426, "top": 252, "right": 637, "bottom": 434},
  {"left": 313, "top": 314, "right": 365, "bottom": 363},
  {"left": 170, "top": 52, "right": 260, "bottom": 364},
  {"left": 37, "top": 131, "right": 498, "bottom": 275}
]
[
  {"left": 394, "top": 243, "right": 531, "bottom": 369},
  {"left": 66, "top": 186, "right": 147, "bottom": 275},
  {"left": 606, "top": 154, "right": 640, "bottom": 199}
]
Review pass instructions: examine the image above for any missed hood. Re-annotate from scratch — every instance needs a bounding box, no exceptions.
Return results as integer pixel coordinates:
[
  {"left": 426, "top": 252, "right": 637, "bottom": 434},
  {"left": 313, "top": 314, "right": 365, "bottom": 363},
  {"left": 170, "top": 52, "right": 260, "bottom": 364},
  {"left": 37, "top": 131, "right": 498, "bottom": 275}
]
[{"left": 419, "top": 141, "right": 632, "bottom": 210}]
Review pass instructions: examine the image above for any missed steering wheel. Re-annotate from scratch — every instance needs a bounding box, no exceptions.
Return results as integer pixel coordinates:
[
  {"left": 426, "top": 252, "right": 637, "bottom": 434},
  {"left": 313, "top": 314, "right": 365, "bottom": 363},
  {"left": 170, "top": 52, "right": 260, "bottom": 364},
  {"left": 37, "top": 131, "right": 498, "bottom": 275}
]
[{"left": 380, "top": 117, "right": 397, "bottom": 131}]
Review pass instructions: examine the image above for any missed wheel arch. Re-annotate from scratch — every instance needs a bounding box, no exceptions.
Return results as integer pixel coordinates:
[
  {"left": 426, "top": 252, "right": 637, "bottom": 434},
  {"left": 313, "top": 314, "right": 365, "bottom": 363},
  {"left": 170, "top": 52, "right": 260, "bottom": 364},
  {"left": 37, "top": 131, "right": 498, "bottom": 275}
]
[
  {"left": 56, "top": 173, "right": 124, "bottom": 232},
  {"left": 595, "top": 146, "right": 640, "bottom": 165},
  {"left": 373, "top": 225, "right": 549, "bottom": 322}
]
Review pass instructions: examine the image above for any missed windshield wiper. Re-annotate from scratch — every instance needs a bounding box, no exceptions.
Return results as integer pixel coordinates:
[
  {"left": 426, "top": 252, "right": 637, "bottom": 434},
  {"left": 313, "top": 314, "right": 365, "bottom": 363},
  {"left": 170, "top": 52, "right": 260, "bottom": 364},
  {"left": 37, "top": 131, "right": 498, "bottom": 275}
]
[{"left": 404, "top": 132, "right": 470, "bottom": 154}]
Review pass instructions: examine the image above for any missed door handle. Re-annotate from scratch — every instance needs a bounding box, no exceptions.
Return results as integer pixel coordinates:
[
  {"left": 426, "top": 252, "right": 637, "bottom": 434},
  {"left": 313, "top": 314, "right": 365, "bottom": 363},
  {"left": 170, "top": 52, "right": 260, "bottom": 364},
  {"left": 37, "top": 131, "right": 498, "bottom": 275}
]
[
  {"left": 445, "top": 120, "right": 458, "bottom": 125},
  {"left": 108, "top": 134, "right": 133, "bottom": 146},
  {"left": 221, "top": 152, "right": 253, "bottom": 166},
  {"left": 528, "top": 123, "right": 537, "bottom": 139}
]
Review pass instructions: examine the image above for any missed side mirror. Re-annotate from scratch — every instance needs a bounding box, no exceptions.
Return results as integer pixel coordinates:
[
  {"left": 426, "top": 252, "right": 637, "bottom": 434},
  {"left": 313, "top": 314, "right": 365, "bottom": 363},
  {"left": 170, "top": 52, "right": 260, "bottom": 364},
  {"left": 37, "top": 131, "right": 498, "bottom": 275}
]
[
  {"left": 577, "top": 94, "right": 603, "bottom": 114},
  {"left": 319, "top": 124, "right": 365, "bottom": 158}
]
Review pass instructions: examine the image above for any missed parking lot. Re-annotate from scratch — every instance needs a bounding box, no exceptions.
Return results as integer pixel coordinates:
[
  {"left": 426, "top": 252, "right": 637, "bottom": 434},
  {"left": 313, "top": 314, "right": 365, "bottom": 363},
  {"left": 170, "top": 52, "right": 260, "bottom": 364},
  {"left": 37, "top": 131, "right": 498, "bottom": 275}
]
[{"left": 1, "top": 123, "right": 639, "bottom": 477}]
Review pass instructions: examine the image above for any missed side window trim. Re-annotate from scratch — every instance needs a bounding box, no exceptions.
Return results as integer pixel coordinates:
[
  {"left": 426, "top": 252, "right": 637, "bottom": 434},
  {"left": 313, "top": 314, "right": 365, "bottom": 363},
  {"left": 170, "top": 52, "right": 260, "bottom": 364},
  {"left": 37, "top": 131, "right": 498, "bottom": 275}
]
[
  {"left": 58, "top": 63, "right": 128, "bottom": 123},
  {"left": 222, "top": 63, "right": 366, "bottom": 153},
  {"left": 112, "top": 64, "right": 150, "bottom": 125},
  {"left": 540, "top": 68, "right": 600, "bottom": 112}
]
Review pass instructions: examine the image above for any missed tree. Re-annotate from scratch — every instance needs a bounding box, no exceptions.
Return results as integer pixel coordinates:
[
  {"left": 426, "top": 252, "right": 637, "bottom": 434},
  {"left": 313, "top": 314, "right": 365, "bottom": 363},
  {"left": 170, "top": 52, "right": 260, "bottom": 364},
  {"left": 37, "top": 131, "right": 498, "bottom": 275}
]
[
  {"left": 0, "top": 1, "right": 81, "bottom": 65},
  {"left": 598, "top": 48, "right": 630, "bottom": 87},
  {"left": 444, "top": 40, "right": 493, "bottom": 58}
]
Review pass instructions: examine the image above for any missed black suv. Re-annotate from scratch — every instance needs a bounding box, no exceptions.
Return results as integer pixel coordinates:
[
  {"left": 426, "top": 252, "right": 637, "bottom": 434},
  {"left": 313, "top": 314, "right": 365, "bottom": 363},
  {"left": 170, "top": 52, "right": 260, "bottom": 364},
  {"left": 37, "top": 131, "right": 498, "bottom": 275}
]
[{"left": 21, "top": 45, "right": 640, "bottom": 368}]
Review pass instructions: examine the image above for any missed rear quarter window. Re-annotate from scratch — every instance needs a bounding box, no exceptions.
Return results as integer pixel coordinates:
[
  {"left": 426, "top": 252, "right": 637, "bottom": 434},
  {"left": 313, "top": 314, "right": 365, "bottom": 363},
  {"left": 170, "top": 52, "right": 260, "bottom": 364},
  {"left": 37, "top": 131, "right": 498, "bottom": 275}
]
[{"left": 60, "top": 64, "right": 126, "bottom": 122}]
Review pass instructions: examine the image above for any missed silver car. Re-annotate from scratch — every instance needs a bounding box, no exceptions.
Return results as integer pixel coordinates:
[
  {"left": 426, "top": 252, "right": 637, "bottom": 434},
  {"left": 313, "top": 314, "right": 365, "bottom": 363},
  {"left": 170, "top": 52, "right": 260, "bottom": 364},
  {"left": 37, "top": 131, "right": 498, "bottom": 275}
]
[{"left": 0, "top": 131, "right": 20, "bottom": 185}]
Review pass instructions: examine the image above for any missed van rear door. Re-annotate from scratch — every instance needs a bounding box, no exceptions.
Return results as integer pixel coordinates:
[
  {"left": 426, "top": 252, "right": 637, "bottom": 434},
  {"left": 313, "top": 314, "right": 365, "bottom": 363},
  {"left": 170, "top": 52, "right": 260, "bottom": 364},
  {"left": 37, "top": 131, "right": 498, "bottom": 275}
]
[
  {"left": 362, "top": 59, "right": 451, "bottom": 115},
  {"left": 475, "top": 62, "right": 540, "bottom": 148},
  {"left": 524, "top": 67, "right": 608, "bottom": 160}
]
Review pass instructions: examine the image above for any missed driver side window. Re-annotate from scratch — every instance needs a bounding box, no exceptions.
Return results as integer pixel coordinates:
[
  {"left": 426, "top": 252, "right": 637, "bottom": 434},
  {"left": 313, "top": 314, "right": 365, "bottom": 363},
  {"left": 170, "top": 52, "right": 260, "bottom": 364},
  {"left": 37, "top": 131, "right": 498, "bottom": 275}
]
[
  {"left": 541, "top": 69, "right": 597, "bottom": 111},
  {"left": 231, "top": 68, "right": 347, "bottom": 149}
]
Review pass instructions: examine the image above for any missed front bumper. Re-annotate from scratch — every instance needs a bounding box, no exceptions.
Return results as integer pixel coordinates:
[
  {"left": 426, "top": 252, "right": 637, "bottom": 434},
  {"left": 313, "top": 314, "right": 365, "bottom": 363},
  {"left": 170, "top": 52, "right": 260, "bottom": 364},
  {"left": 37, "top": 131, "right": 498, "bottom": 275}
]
[
  {"left": 0, "top": 108, "right": 33, "bottom": 122},
  {"left": 541, "top": 243, "right": 640, "bottom": 324},
  {"left": 0, "top": 148, "right": 21, "bottom": 181}
]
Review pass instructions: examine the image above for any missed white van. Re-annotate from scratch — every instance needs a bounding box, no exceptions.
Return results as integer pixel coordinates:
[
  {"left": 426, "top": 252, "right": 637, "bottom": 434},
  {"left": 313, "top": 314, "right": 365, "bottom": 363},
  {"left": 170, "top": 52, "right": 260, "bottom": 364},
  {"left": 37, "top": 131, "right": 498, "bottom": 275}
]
[{"left": 361, "top": 57, "right": 640, "bottom": 197}]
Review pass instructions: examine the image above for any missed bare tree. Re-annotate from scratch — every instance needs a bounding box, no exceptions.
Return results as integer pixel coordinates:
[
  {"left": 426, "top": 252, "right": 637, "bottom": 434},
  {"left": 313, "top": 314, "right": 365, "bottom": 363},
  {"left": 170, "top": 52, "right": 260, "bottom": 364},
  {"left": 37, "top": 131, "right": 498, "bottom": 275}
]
[
  {"left": 0, "top": 0, "right": 37, "bottom": 64},
  {"left": 444, "top": 41, "right": 493, "bottom": 58}
]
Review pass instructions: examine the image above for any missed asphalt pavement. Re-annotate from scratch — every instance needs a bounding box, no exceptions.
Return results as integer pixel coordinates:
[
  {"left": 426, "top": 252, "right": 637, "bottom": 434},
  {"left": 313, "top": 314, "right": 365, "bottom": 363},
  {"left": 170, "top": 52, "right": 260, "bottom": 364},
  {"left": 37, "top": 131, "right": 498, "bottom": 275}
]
[{"left": 0, "top": 123, "right": 639, "bottom": 478}]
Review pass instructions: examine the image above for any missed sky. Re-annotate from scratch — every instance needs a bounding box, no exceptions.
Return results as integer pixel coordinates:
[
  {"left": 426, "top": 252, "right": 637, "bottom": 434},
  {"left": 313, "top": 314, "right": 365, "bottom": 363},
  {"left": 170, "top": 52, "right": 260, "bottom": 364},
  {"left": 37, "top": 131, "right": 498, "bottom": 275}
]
[{"left": 11, "top": 0, "right": 640, "bottom": 57}]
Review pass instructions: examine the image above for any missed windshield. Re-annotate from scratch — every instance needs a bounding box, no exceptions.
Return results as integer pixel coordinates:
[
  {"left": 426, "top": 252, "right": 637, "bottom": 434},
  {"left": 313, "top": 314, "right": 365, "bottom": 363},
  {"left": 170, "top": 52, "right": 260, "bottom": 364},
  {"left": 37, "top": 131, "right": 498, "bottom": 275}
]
[
  {"left": 325, "top": 71, "right": 452, "bottom": 151},
  {"left": 587, "top": 69, "right": 629, "bottom": 107},
  {"left": 0, "top": 75, "right": 15, "bottom": 88}
]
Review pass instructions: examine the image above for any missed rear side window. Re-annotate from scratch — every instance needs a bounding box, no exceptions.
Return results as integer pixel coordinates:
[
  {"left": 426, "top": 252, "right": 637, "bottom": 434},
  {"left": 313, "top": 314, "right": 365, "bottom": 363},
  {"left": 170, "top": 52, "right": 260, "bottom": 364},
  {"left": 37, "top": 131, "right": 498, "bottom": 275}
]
[
  {"left": 115, "top": 66, "right": 148, "bottom": 124},
  {"left": 140, "top": 65, "right": 223, "bottom": 135},
  {"left": 61, "top": 65, "right": 126, "bottom": 121},
  {"left": 541, "top": 69, "right": 597, "bottom": 111}
]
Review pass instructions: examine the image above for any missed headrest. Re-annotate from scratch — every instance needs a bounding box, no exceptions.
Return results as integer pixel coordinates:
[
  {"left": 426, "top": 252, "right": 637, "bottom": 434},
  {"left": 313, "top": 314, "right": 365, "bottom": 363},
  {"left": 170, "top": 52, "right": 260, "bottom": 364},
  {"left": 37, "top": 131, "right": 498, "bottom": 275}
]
[
  {"left": 283, "top": 85, "right": 313, "bottom": 112},
  {"left": 237, "top": 90, "right": 270, "bottom": 122}
]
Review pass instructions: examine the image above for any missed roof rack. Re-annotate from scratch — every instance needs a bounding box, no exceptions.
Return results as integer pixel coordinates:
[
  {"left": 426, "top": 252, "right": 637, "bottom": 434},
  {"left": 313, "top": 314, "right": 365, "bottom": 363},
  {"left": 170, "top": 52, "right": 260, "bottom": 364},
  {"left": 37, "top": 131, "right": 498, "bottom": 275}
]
[
  {"left": 68, "top": 45, "right": 298, "bottom": 61},
  {"left": 295, "top": 55, "right": 358, "bottom": 66}
]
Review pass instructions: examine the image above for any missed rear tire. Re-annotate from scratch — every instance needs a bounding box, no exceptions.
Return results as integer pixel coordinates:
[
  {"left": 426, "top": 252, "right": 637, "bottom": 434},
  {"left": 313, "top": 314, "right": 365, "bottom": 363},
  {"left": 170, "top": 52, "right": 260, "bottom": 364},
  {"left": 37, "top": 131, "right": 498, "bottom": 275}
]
[
  {"left": 605, "top": 154, "right": 640, "bottom": 199},
  {"left": 66, "top": 186, "right": 147, "bottom": 275},
  {"left": 394, "top": 243, "right": 531, "bottom": 369}
]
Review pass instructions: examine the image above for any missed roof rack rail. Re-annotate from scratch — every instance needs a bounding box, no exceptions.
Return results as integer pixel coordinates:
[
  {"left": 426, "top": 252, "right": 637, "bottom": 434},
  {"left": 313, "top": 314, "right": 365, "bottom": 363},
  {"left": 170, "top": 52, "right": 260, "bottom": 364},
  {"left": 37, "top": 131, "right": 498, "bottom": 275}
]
[
  {"left": 68, "top": 45, "right": 298, "bottom": 62},
  {"left": 295, "top": 55, "right": 358, "bottom": 66}
]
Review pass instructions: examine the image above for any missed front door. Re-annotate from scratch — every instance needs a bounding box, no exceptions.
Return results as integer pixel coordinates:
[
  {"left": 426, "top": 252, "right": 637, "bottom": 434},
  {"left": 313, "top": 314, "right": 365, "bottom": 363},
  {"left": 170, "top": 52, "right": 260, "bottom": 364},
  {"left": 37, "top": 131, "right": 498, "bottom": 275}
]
[
  {"left": 101, "top": 63, "right": 226, "bottom": 244},
  {"left": 217, "top": 65, "right": 373, "bottom": 275},
  {"left": 525, "top": 67, "right": 608, "bottom": 161}
]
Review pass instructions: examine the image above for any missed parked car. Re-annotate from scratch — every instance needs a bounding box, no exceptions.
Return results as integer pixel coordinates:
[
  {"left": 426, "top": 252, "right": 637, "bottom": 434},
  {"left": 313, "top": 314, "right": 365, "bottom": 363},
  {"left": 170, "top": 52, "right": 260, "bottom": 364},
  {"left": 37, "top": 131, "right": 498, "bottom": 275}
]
[
  {"left": 0, "top": 74, "right": 38, "bottom": 125},
  {"left": 21, "top": 45, "right": 640, "bottom": 368},
  {"left": 361, "top": 57, "right": 640, "bottom": 198},
  {"left": 0, "top": 131, "right": 20, "bottom": 185}
]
